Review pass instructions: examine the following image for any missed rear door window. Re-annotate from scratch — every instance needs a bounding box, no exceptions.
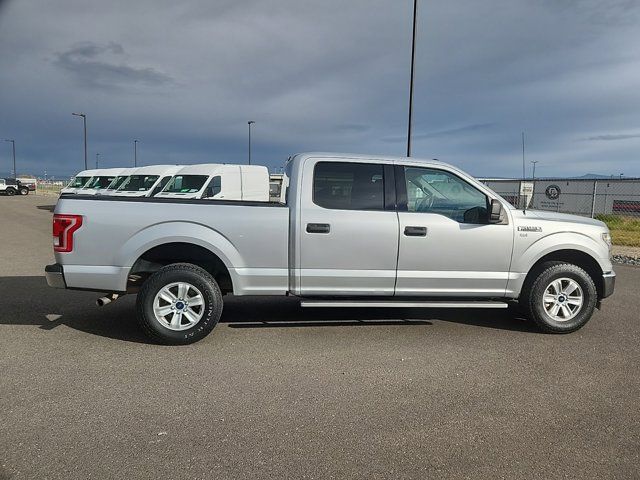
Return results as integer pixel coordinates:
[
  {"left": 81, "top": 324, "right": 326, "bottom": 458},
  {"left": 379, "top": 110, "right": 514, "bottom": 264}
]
[{"left": 313, "top": 162, "right": 385, "bottom": 210}]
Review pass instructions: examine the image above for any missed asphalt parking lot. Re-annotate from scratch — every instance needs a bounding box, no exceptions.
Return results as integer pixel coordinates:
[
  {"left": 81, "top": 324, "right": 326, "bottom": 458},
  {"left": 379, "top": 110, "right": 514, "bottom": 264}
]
[{"left": 1, "top": 195, "right": 639, "bottom": 479}]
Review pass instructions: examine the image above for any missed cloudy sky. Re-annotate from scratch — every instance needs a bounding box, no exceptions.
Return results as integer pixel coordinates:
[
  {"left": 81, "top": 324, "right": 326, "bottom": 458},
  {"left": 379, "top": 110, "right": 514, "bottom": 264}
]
[{"left": 0, "top": 0, "right": 639, "bottom": 179}]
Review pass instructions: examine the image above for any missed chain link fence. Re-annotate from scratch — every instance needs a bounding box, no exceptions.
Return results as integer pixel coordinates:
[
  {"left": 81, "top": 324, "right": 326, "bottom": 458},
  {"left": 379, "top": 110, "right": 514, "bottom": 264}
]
[
  {"left": 481, "top": 178, "right": 640, "bottom": 247},
  {"left": 35, "top": 182, "right": 63, "bottom": 196}
]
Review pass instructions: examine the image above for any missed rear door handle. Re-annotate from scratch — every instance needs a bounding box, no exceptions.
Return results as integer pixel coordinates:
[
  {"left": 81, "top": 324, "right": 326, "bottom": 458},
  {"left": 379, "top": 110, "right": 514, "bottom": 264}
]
[
  {"left": 404, "top": 226, "right": 427, "bottom": 237},
  {"left": 306, "top": 223, "right": 331, "bottom": 234}
]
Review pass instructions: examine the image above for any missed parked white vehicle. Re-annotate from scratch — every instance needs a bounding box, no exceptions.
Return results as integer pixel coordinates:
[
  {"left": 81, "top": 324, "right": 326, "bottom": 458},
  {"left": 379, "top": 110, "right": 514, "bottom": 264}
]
[
  {"left": 155, "top": 164, "right": 269, "bottom": 201},
  {"left": 60, "top": 169, "right": 102, "bottom": 194},
  {"left": 78, "top": 168, "right": 129, "bottom": 195},
  {"left": 96, "top": 168, "right": 136, "bottom": 196},
  {"left": 0, "top": 178, "right": 19, "bottom": 195},
  {"left": 112, "top": 165, "right": 182, "bottom": 197}
]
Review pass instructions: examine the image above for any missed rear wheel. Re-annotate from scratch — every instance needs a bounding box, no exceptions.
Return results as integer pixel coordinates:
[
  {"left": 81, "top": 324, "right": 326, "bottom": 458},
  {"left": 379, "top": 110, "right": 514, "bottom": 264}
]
[
  {"left": 6, "top": 188, "right": 16, "bottom": 196},
  {"left": 136, "top": 263, "right": 223, "bottom": 344},
  {"left": 523, "top": 262, "right": 597, "bottom": 333}
]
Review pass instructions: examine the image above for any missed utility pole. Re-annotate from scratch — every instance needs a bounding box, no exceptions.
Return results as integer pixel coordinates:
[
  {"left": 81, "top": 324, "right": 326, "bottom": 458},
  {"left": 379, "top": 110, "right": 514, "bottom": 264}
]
[
  {"left": 134, "top": 139, "right": 138, "bottom": 167},
  {"left": 531, "top": 160, "right": 538, "bottom": 181},
  {"left": 247, "top": 121, "right": 255, "bottom": 165},
  {"left": 406, "top": 0, "right": 418, "bottom": 157},
  {"left": 521, "top": 132, "right": 526, "bottom": 180},
  {"left": 96, "top": 153, "right": 100, "bottom": 168},
  {"left": 4, "top": 139, "right": 16, "bottom": 177},
  {"left": 72, "top": 112, "right": 88, "bottom": 170}
]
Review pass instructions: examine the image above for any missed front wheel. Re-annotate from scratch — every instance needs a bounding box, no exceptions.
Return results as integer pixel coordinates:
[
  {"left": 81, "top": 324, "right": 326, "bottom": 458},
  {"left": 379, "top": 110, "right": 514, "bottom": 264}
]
[
  {"left": 136, "top": 263, "right": 223, "bottom": 344},
  {"left": 523, "top": 262, "right": 597, "bottom": 333},
  {"left": 19, "top": 187, "right": 29, "bottom": 195}
]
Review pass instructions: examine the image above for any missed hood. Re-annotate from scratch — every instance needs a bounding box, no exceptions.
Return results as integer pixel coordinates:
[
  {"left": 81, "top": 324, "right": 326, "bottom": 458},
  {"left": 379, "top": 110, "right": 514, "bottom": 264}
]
[
  {"left": 513, "top": 209, "right": 606, "bottom": 228},
  {"left": 112, "top": 190, "right": 148, "bottom": 197},
  {"left": 76, "top": 189, "right": 100, "bottom": 195},
  {"left": 155, "top": 192, "right": 199, "bottom": 199}
]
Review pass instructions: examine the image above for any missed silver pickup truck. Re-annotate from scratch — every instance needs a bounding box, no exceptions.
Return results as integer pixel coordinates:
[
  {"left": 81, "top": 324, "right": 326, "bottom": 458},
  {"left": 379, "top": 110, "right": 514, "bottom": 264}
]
[{"left": 46, "top": 153, "right": 615, "bottom": 344}]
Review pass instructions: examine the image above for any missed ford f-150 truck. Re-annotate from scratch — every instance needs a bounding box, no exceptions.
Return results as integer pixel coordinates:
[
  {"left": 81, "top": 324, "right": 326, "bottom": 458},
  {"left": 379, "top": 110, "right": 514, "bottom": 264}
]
[{"left": 45, "top": 153, "right": 615, "bottom": 344}]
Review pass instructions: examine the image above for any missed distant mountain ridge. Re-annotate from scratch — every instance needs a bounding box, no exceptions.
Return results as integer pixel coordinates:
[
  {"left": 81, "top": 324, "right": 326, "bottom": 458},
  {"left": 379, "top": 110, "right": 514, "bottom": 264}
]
[
  {"left": 575, "top": 173, "right": 615, "bottom": 179},
  {"left": 477, "top": 173, "right": 635, "bottom": 180}
]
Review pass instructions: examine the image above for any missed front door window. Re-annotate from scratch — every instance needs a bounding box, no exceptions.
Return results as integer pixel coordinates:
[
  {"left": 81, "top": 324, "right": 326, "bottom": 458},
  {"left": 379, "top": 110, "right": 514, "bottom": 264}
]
[{"left": 404, "top": 167, "right": 488, "bottom": 224}]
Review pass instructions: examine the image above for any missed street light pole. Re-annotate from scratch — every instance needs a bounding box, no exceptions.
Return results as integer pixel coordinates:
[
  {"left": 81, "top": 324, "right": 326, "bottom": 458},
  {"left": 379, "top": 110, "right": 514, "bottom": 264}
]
[
  {"left": 96, "top": 153, "right": 100, "bottom": 168},
  {"left": 133, "top": 139, "right": 138, "bottom": 167},
  {"left": 406, "top": 0, "right": 418, "bottom": 157},
  {"left": 4, "top": 139, "right": 16, "bottom": 177},
  {"left": 247, "top": 121, "right": 255, "bottom": 165},
  {"left": 521, "top": 131, "right": 526, "bottom": 180},
  {"left": 72, "top": 112, "right": 88, "bottom": 170}
]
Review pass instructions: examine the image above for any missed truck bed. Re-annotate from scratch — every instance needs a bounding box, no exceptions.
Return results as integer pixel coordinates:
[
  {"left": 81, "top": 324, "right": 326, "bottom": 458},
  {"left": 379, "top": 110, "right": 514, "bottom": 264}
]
[{"left": 54, "top": 195, "right": 289, "bottom": 294}]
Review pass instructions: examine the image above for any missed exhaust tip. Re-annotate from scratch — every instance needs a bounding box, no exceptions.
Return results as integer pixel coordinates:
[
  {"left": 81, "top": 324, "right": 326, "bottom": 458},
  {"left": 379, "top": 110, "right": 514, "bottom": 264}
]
[{"left": 96, "top": 293, "right": 120, "bottom": 307}]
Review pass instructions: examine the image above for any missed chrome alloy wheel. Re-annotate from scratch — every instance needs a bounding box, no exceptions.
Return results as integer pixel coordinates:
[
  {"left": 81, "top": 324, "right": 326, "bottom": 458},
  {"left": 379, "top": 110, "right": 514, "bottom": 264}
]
[
  {"left": 542, "top": 278, "right": 584, "bottom": 322},
  {"left": 153, "top": 282, "right": 205, "bottom": 331}
]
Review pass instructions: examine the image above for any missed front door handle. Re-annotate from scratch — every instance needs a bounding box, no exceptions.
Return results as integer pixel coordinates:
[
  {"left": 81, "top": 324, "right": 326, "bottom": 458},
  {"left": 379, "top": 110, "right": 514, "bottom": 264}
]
[
  {"left": 306, "top": 223, "right": 331, "bottom": 234},
  {"left": 404, "top": 226, "right": 427, "bottom": 237}
]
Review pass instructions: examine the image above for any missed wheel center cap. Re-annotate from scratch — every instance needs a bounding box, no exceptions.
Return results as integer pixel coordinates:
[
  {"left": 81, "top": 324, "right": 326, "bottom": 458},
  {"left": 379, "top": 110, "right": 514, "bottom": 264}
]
[
  {"left": 175, "top": 301, "right": 185, "bottom": 310},
  {"left": 558, "top": 295, "right": 566, "bottom": 303}
]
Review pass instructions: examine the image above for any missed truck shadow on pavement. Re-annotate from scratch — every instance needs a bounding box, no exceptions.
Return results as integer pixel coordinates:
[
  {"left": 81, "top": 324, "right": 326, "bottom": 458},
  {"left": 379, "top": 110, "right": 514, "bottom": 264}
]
[
  {"left": 0, "top": 276, "right": 538, "bottom": 344},
  {"left": 35, "top": 204, "right": 56, "bottom": 212}
]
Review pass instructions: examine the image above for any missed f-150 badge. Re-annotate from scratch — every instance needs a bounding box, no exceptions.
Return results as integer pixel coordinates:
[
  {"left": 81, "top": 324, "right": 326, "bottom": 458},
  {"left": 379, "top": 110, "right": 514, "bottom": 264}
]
[{"left": 518, "top": 226, "right": 542, "bottom": 232}]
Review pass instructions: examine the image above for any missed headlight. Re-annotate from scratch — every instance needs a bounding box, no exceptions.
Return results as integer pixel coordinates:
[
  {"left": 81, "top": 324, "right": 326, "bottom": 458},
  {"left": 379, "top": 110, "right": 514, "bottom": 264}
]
[{"left": 602, "top": 232, "right": 612, "bottom": 250}]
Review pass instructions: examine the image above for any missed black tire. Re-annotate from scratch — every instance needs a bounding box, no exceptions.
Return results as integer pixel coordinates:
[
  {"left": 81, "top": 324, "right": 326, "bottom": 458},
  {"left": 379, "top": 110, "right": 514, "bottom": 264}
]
[
  {"left": 523, "top": 262, "right": 597, "bottom": 333},
  {"left": 19, "top": 187, "right": 29, "bottom": 195},
  {"left": 6, "top": 188, "right": 16, "bottom": 196},
  {"left": 136, "top": 263, "right": 223, "bottom": 345}
]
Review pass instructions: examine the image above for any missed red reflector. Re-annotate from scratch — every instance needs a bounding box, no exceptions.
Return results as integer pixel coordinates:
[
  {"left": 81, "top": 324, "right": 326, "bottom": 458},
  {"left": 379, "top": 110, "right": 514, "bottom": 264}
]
[{"left": 53, "top": 214, "right": 83, "bottom": 252}]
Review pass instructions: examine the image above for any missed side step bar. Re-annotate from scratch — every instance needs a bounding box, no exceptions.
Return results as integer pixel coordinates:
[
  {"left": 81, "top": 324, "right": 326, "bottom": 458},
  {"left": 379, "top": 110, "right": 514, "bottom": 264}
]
[{"left": 300, "top": 300, "right": 509, "bottom": 309}]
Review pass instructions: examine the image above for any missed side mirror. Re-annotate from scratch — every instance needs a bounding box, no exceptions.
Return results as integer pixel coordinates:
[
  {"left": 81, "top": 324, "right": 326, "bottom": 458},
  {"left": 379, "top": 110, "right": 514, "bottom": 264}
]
[{"left": 489, "top": 199, "right": 503, "bottom": 223}]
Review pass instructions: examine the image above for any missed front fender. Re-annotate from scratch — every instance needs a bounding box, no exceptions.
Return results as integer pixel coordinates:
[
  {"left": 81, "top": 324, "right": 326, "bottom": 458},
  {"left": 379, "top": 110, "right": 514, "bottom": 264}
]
[{"left": 513, "top": 231, "right": 610, "bottom": 273}]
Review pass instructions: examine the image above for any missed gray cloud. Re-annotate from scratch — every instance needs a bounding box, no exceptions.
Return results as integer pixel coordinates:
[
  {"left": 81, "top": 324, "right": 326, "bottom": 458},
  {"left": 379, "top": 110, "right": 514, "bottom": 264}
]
[
  {"left": 383, "top": 123, "right": 495, "bottom": 143},
  {"left": 53, "top": 41, "right": 173, "bottom": 90},
  {"left": 584, "top": 133, "right": 640, "bottom": 141},
  {"left": 336, "top": 124, "right": 370, "bottom": 134},
  {"left": 0, "top": 0, "right": 639, "bottom": 179}
]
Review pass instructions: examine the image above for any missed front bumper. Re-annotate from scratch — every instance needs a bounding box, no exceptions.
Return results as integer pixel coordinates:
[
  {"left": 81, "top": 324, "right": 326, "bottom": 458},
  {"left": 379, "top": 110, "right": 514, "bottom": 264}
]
[
  {"left": 602, "top": 271, "right": 616, "bottom": 299},
  {"left": 45, "top": 263, "right": 66, "bottom": 289}
]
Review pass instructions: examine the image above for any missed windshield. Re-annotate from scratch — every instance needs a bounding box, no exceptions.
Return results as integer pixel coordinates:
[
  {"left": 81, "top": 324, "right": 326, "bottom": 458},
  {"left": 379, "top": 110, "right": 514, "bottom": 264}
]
[
  {"left": 118, "top": 175, "right": 159, "bottom": 192},
  {"left": 67, "top": 176, "right": 90, "bottom": 188},
  {"left": 84, "top": 176, "right": 117, "bottom": 190},
  {"left": 108, "top": 175, "right": 130, "bottom": 190},
  {"left": 162, "top": 175, "right": 208, "bottom": 193}
]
